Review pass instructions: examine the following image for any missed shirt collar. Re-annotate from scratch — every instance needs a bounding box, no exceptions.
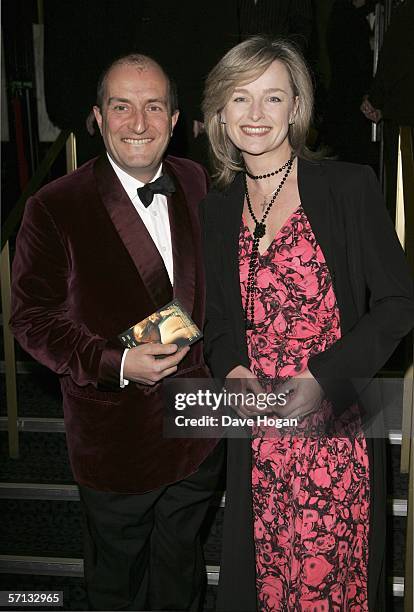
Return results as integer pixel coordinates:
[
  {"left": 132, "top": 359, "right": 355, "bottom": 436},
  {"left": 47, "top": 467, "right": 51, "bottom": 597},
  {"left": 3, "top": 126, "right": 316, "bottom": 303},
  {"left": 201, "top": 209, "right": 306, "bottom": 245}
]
[{"left": 106, "top": 153, "right": 163, "bottom": 202}]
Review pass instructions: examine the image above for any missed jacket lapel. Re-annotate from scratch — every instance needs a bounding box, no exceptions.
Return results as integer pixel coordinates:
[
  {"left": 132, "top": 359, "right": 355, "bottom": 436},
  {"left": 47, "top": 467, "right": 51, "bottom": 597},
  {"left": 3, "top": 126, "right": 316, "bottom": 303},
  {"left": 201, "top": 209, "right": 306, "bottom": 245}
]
[
  {"left": 221, "top": 173, "right": 247, "bottom": 325},
  {"left": 94, "top": 155, "right": 172, "bottom": 310},
  {"left": 297, "top": 157, "right": 335, "bottom": 273},
  {"left": 222, "top": 172, "right": 245, "bottom": 261},
  {"left": 164, "top": 159, "right": 196, "bottom": 317}
]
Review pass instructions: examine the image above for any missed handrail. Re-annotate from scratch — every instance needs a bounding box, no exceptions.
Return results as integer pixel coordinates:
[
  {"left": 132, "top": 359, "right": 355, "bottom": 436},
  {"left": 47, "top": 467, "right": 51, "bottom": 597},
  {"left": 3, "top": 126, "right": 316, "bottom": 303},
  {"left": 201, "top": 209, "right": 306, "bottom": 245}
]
[
  {"left": 0, "top": 242, "right": 18, "bottom": 457},
  {"left": 1, "top": 128, "right": 70, "bottom": 250},
  {"left": 398, "top": 126, "right": 414, "bottom": 476},
  {"left": 1, "top": 129, "right": 73, "bottom": 459},
  {"left": 396, "top": 126, "right": 414, "bottom": 612}
]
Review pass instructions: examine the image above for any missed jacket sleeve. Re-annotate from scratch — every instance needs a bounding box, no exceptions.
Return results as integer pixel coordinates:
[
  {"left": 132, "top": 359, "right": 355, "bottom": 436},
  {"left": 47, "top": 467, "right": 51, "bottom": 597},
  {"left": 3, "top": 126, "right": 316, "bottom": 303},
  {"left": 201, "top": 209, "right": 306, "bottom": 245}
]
[
  {"left": 200, "top": 197, "right": 247, "bottom": 380},
  {"left": 10, "top": 196, "right": 123, "bottom": 389},
  {"left": 308, "top": 165, "right": 414, "bottom": 406}
]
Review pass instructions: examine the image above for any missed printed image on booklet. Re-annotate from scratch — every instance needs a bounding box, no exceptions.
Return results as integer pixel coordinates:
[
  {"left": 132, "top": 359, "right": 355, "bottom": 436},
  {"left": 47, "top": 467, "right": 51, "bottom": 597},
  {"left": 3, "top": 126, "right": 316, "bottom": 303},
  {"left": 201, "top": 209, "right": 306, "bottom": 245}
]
[{"left": 118, "top": 299, "right": 202, "bottom": 349}]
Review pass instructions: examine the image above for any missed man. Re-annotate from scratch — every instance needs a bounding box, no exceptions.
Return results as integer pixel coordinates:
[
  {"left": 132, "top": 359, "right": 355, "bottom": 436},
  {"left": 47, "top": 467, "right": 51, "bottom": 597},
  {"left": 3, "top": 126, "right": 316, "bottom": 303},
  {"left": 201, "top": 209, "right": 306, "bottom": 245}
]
[
  {"left": 10, "top": 54, "right": 222, "bottom": 611},
  {"left": 360, "top": 0, "right": 414, "bottom": 218}
]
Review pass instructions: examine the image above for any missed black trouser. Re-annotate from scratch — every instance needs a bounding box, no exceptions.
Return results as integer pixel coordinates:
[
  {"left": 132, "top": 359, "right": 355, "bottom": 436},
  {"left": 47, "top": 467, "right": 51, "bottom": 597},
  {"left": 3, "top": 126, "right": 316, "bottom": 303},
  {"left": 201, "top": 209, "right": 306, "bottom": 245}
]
[{"left": 78, "top": 442, "right": 224, "bottom": 611}]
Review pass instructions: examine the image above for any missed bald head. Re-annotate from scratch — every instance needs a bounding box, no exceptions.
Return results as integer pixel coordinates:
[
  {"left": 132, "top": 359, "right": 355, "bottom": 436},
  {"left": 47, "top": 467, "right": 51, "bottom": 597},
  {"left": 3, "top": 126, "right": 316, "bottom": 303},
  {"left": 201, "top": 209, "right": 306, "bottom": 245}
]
[{"left": 96, "top": 53, "right": 178, "bottom": 113}]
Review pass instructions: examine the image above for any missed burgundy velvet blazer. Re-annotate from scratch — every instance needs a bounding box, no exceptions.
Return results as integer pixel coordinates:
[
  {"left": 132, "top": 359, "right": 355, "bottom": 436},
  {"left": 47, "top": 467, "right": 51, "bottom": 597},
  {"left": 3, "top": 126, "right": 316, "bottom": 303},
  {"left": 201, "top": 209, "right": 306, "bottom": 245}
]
[{"left": 11, "top": 154, "right": 218, "bottom": 493}]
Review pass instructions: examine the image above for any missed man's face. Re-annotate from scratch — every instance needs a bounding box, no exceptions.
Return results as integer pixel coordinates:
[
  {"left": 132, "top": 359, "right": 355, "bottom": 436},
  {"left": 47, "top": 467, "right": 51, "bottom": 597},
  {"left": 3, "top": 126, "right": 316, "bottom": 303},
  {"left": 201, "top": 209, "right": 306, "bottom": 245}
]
[{"left": 93, "top": 62, "right": 179, "bottom": 182}]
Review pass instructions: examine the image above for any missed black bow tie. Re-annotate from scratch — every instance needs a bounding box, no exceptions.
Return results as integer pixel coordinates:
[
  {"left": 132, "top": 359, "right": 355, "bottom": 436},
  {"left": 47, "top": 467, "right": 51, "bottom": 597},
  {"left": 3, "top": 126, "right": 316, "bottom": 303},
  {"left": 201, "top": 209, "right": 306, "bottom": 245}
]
[{"left": 137, "top": 173, "right": 175, "bottom": 208}]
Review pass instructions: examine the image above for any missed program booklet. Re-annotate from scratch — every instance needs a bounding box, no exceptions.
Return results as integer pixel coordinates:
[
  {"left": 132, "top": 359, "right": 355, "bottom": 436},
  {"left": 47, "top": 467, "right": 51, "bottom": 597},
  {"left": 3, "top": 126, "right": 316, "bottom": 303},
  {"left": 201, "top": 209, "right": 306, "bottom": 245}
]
[{"left": 118, "top": 299, "right": 202, "bottom": 349}]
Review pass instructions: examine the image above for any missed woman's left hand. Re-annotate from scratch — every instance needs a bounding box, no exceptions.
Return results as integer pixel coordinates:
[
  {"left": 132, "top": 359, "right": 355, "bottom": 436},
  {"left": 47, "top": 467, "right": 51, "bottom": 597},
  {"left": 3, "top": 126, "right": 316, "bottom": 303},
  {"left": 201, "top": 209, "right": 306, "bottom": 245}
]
[{"left": 273, "top": 368, "right": 324, "bottom": 419}]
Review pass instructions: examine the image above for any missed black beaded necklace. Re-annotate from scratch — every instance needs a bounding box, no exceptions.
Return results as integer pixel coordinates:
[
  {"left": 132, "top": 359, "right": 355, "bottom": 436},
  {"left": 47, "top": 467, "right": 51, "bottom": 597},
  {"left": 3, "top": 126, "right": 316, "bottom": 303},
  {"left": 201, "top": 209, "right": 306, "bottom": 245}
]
[
  {"left": 245, "top": 157, "right": 292, "bottom": 180},
  {"left": 244, "top": 155, "right": 294, "bottom": 328}
]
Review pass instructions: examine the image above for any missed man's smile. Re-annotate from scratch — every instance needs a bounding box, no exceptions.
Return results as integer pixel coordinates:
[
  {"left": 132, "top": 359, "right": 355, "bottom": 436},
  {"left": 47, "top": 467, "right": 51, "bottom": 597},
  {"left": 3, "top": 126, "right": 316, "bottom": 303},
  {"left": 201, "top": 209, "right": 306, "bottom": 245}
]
[{"left": 121, "top": 137, "right": 154, "bottom": 145}]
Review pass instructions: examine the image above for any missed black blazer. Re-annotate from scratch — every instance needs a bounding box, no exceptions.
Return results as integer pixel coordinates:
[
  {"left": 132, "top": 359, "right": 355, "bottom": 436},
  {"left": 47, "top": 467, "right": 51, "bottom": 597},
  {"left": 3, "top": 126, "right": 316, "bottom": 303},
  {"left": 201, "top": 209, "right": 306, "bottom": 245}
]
[
  {"left": 200, "top": 157, "right": 414, "bottom": 611},
  {"left": 201, "top": 157, "right": 413, "bottom": 403}
]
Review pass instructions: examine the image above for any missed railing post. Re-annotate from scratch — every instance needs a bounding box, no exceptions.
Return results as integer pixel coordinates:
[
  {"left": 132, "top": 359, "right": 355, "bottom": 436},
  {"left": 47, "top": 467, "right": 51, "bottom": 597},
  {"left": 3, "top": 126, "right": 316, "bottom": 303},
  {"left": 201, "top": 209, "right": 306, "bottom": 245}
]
[
  {"left": 0, "top": 242, "right": 19, "bottom": 458},
  {"left": 66, "top": 132, "right": 77, "bottom": 173}
]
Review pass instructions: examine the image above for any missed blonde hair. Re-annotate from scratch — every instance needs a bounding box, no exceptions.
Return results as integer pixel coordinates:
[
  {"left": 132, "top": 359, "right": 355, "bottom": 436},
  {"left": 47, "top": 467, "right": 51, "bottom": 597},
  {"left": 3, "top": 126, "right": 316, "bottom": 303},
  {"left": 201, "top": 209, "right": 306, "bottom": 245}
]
[{"left": 202, "top": 36, "right": 314, "bottom": 188}]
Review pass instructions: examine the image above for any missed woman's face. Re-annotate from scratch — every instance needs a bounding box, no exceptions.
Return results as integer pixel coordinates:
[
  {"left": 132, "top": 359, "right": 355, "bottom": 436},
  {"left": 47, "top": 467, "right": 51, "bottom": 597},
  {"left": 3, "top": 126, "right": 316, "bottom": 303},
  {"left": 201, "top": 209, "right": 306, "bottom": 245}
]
[{"left": 221, "top": 60, "right": 298, "bottom": 163}]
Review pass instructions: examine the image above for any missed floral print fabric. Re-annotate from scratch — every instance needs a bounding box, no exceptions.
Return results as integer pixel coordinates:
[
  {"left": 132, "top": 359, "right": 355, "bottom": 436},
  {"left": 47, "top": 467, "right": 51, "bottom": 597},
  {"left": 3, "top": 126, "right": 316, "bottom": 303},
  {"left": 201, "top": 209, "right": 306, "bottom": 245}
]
[{"left": 239, "top": 206, "right": 370, "bottom": 611}]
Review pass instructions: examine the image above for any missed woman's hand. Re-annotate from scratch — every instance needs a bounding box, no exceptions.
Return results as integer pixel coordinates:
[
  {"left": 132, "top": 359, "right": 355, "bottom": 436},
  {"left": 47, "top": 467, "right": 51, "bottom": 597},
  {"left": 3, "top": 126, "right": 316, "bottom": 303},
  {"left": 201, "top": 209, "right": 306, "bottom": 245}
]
[
  {"left": 225, "top": 365, "right": 268, "bottom": 417},
  {"left": 273, "top": 368, "right": 324, "bottom": 419}
]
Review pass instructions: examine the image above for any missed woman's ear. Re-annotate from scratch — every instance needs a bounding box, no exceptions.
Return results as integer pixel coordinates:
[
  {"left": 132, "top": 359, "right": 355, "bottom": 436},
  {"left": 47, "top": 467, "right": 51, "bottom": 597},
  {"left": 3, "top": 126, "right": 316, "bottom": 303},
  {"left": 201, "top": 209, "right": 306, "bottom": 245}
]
[{"left": 290, "top": 96, "right": 299, "bottom": 125}]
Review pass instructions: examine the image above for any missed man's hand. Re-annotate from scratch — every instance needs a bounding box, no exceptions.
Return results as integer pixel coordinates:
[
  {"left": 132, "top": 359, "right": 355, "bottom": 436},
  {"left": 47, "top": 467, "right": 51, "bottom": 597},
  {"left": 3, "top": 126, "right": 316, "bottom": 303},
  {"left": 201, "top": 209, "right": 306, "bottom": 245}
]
[
  {"left": 225, "top": 365, "right": 268, "bottom": 417},
  {"left": 360, "top": 96, "right": 383, "bottom": 123},
  {"left": 123, "top": 343, "right": 189, "bottom": 385},
  {"left": 273, "top": 368, "right": 324, "bottom": 419}
]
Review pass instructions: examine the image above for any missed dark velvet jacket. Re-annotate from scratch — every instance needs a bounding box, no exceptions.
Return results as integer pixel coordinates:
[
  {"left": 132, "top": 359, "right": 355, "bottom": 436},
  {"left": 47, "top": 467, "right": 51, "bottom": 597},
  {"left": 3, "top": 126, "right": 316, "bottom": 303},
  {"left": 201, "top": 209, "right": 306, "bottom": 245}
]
[
  {"left": 11, "top": 154, "right": 217, "bottom": 494},
  {"left": 200, "top": 157, "right": 414, "bottom": 611}
]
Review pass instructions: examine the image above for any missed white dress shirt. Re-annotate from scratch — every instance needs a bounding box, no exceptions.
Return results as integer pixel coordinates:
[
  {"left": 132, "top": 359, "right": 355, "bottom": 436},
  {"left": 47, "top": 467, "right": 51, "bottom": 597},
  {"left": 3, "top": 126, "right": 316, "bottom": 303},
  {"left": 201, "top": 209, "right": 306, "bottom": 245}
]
[
  {"left": 107, "top": 154, "right": 174, "bottom": 283},
  {"left": 107, "top": 154, "right": 174, "bottom": 386}
]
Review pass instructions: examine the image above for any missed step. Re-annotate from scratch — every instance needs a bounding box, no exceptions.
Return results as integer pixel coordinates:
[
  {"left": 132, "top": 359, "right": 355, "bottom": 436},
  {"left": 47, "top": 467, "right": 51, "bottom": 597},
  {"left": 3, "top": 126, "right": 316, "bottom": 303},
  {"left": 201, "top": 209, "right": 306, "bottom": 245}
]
[
  {"left": 0, "top": 482, "right": 224, "bottom": 507},
  {"left": 0, "top": 417, "right": 64, "bottom": 433},
  {"left": 0, "top": 498, "right": 223, "bottom": 565},
  {"left": 1, "top": 417, "right": 405, "bottom": 442},
  {"left": 0, "top": 431, "right": 74, "bottom": 484},
  {"left": 0, "top": 556, "right": 219, "bottom": 586},
  {"left": 0, "top": 556, "right": 82, "bottom": 578},
  {"left": 0, "top": 496, "right": 405, "bottom": 574},
  {"left": 0, "top": 483, "right": 79, "bottom": 501},
  {"left": 0, "top": 432, "right": 409, "bottom": 498},
  {"left": 0, "top": 374, "right": 62, "bottom": 419},
  {"left": 0, "top": 483, "right": 408, "bottom": 517},
  {"left": 0, "top": 557, "right": 404, "bottom": 597}
]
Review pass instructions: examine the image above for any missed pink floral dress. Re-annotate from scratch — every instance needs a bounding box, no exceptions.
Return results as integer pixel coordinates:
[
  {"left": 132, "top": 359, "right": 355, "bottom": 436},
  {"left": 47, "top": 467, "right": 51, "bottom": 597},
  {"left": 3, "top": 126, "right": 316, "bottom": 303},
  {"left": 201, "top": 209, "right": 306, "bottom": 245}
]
[{"left": 239, "top": 206, "right": 370, "bottom": 612}]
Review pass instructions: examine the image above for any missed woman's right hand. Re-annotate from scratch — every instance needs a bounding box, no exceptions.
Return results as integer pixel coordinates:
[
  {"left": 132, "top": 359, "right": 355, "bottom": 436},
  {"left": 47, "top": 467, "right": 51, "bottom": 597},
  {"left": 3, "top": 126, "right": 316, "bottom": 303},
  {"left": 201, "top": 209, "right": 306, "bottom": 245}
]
[{"left": 225, "top": 365, "right": 268, "bottom": 417}]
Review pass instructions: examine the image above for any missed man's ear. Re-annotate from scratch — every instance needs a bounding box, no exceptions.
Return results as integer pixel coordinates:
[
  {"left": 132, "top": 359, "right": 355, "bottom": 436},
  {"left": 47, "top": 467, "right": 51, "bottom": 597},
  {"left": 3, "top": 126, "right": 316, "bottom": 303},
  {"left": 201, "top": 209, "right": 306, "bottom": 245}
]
[
  {"left": 93, "top": 105, "right": 103, "bottom": 134},
  {"left": 171, "top": 110, "right": 179, "bottom": 133}
]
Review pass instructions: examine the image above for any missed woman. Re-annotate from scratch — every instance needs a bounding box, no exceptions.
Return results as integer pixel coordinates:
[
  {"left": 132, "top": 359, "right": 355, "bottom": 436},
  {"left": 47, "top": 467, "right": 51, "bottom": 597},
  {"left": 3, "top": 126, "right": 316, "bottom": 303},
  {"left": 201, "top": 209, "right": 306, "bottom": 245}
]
[{"left": 200, "top": 37, "right": 414, "bottom": 611}]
